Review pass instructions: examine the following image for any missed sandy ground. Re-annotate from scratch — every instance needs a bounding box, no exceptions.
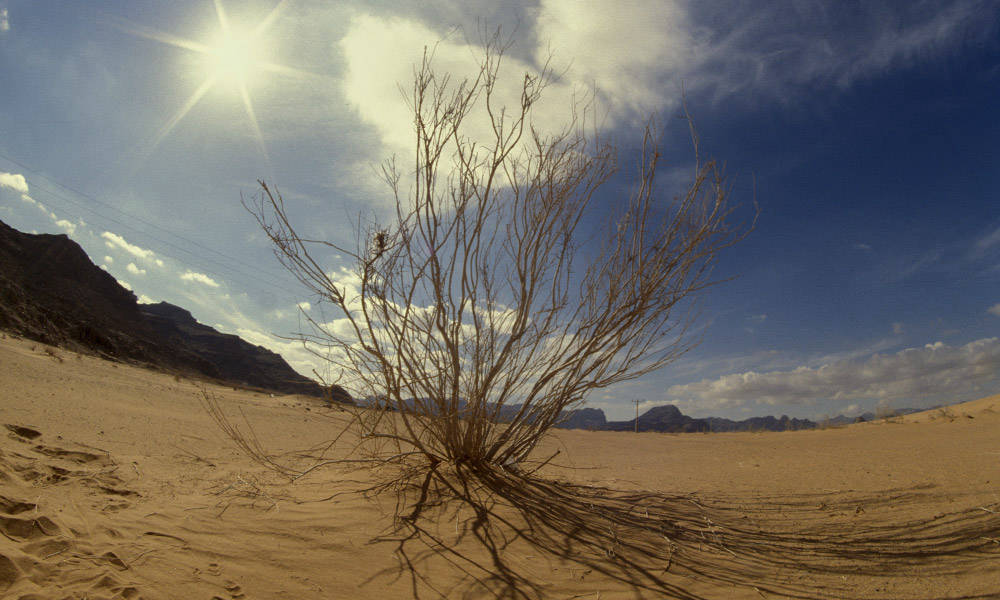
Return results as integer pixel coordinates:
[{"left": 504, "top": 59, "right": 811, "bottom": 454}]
[{"left": 1, "top": 333, "right": 998, "bottom": 599}]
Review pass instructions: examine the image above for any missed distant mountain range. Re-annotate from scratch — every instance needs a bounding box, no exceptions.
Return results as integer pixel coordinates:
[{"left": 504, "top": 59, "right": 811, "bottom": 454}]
[
  {"left": 1, "top": 219, "right": 925, "bottom": 430},
  {"left": 557, "top": 404, "right": 933, "bottom": 433},
  {"left": 0, "top": 220, "right": 350, "bottom": 403},
  {"left": 559, "top": 404, "right": 819, "bottom": 433}
]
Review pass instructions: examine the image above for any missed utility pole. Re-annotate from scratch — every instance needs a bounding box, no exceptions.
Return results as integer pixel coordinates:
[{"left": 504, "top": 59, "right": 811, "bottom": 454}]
[{"left": 633, "top": 399, "right": 643, "bottom": 433}]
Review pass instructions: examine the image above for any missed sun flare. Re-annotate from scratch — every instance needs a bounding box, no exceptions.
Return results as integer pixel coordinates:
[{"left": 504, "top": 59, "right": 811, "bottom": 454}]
[
  {"left": 206, "top": 28, "right": 266, "bottom": 89},
  {"left": 119, "top": 0, "right": 311, "bottom": 164}
]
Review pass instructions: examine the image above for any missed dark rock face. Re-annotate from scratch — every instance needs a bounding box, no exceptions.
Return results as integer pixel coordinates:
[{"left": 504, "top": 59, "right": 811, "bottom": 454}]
[
  {"left": 0, "top": 220, "right": 174, "bottom": 362},
  {"left": 139, "top": 301, "right": 339, "bottom": 398},
  {"left": 0, "top": 220, "right": 350, "bottom": 403}
]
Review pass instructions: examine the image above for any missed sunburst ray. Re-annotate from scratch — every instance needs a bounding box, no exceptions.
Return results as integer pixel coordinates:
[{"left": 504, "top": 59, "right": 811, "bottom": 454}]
[{"left": 119, "top": 1, "right": 325, "bottom": 169}]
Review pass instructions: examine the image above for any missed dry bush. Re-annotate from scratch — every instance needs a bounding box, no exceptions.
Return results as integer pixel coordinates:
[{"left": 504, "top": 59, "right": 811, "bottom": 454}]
[
  {"left": 198, "top": 31, "right": 1000, "bottom": 600},
  {"left": 241, "top": 30, "right": 744, "bottom": 483}
]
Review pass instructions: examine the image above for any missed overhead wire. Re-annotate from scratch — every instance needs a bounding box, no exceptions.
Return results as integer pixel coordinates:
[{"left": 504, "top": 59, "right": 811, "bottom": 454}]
[{"left": 0, "top": 151, "right": 312, "bottom": 302}]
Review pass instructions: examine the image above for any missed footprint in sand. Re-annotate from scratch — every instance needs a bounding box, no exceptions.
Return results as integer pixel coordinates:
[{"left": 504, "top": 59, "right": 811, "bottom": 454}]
[
  {"left": 33, "top": 444, "right": 112, "bottom": 466},
  {"left": 4, "top": 425, "right": 42, "bottom": 441},
  {"left": 0, "top": 494, "right": 36, "bottom": 515},
  {"left": 0, "top": 553, "right": 20, "bottom": 596},
  {"left": 1, "top": 428, "right": 150, "bottom": 600},
  {"left": 211, "top": 580, "right": 246, "bottom": 599},
  {"left": 0, "top": 514, "right": 61, "bottom": 540}
]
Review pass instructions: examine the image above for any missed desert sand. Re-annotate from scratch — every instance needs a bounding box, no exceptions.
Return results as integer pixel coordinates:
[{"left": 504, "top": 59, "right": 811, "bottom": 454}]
[{"left": 1, "top": 333, "right": 998, "bottom": 599}]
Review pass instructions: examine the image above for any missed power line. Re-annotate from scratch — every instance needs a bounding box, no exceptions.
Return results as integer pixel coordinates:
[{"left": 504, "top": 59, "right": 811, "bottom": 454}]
[
  {"left": 0, "top": 151, "right": 308, "bottom": 300},
  {"left": 0, "top": 150, "right": 293, "bottom": 282}
]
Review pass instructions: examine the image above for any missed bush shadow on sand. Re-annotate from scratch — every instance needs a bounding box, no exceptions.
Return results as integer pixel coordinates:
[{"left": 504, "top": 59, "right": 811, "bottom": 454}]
[{"left": 365, "top": 465, "right": 1000, "bottom": 599}]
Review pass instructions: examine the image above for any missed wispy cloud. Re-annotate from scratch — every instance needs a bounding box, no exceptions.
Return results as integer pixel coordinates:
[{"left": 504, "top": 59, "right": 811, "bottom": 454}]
[
  {"left": 667, "top": 337, "right": 1000, "bottom": 411},
  {"left": 0, "top": 8, "right": 9, "bottom": 33},
  {"left": 686, "top": 1, "right": 999, "bottom": 102},
  {"left": 975, "top": 226, "right": 1000, "bottom": 253},
  {"left": 180, "top": 270, "right": 220, "bottom": 288},
  {"left": 988, "top": 303, "right": 1000, "bottom": 317}
]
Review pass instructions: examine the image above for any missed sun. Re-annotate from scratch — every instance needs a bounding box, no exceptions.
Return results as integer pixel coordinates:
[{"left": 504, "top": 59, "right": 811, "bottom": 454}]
[
  {"left": 207, "top": 28, "right": 263, "bottom": 89},
  {"left": 119, "top": 0, "right": 310, "bottom": 164}
]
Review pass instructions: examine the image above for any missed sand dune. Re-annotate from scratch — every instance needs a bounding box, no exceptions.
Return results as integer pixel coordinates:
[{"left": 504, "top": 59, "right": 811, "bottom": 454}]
[{"left": 1, "top": 334, "right": 998, "bottom": 599}]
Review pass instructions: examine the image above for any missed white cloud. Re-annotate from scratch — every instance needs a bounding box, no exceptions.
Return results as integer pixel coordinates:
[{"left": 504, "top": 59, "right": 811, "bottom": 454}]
[
  {"left": 668, "top": 337, "right": 1000, "bottom": 410},
  {"left": 126, "top": 262, "right": 146, "bottom": 276},
  {"left": 854, "top": 243, "right": 872, "bottom": 251},
  {"left": 101, "top": 231, "right": 157, "bottom": 262},
  {"left": 892, "top": 322, "right": 904, "bottom": 335},
  {"left": 297, "top": 301, "right": 311, "bottom": 312},
  {"left": 535, "top": 0, "right": 692, "bottom": 118},
  {"left": 116, "top": 279, "right": 133, "bottom": 291},
  {"left": 180, "top": 270, "right": 220, "bottom": 288},
  {"left": 988, "top": 303, "right": 1000, "bottom": 317},
  {"left": 335, "top": 3, "right": 993, "bottom": 204},
  {"left": 104, "top": 255, "right": 114, "bottom": 264},
  {"left": 137, "top": 294, "right": 156, "bottom": 304},
  {"left": 0, "top": 8, "right": 8, "bottom": 33},
  {"left": 0, "top": 172, "right": 28, "bottom": 194},
  {"left": 339, "top": 14, "right": 580, "bottom": 163},
  {"left": 54, "top": 219, "right": 76, "bottom": 235}
]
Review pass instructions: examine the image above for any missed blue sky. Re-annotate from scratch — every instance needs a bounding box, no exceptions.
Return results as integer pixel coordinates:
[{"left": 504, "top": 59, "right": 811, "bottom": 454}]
[{"left": 1, "top": 0, "right": 998, "bottom": 420}]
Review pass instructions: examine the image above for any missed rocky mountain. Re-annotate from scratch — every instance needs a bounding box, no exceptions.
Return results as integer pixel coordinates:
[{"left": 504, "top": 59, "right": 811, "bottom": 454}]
[
  {"left": 605, "top": 405, "right": 710, "bottom": 433},
  {"left": 139, "top": 302, "right": 348, "bottom": 399},
  {"left": 0, "top": 220, "right": 350, "bottom": 403},
  {"left": 558, "top": 407, "right": 608, "bottom": 430}
]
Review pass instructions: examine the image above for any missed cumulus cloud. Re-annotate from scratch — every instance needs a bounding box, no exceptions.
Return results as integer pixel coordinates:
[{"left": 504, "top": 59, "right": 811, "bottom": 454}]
[
  {"left": 988, "top": 303, "right": 1000, "bottom": 317},
  {"left": 668, "top": 337, "right": 1000, "bottom": 410},
  {"left": 101, "top": 231, "right": 162, "bottom": 265},
  {"left": 535, "top": 0, "right": 693, "bottom": 118},
  {"left": 339, "top": 14, "right": 581, "bottom": 161},
  {"left": 104, "top": 255, "right": 113, "bottom": 264},
  {"left": 54, "top": 219, "right": 76, "bottom": 235},
  {"left": 0, "top": 8, "right": 8, "bottom": 33},
  {"left": 180, "top": 270, "right": 220, "bottom": 288},
  {"left": 0, "top": 172, "right": 28, "bottom": 194},
  {"left": 116, "top": 279, "right": 133, "bottom": 291},
  {"left": 137, "top": 294, "right": 156, "bottom": 304},
  {"left": 336, "top": 2, "right": 994, "bottom": 187},
  {"left": 126, "top": 262, "right": 146, "bottom": 276},
  {"left": 297, "top": 301, "right": 311, "bottom": 312}
]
